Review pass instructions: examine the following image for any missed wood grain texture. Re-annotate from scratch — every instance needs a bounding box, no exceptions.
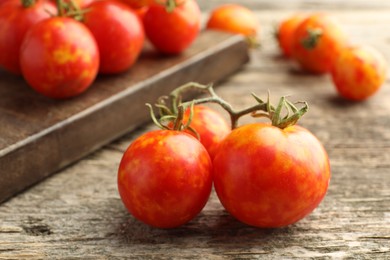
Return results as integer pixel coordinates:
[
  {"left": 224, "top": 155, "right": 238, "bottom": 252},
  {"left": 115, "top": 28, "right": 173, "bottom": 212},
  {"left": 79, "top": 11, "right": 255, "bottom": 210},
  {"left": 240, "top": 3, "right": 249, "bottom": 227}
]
[
  {"left": 1, "top": 1, "right": 390, "bottom": 259},
  {"left": 0, "top": 31, "right": 249, "bottom": 204}
]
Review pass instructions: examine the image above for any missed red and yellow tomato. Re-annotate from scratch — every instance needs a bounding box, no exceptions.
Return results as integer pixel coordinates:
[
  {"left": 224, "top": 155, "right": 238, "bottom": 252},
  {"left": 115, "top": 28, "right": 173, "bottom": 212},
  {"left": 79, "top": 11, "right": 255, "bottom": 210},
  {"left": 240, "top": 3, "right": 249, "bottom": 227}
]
[
  {"left": 181, "top": 105, "right": 230, "bottom": 159},
  {"left": 0, "top": 0, "right": 56, "bottom": 74},
  {"left": 118, "top": 130, "right": 213, "bottom": 228},
  {"left": 331, "top": 46, "right": 388, "bottom": 101},
  {"left": 83, "top": 0, "right": 144, "bottom": 74},
  {"left": 291, "top": 13, "right": 347, "bottom": 74},
  {"left": 20, "top": 17, "right": 99, "bottom": 99},
  {"left": 143, "top": 0, "right": 201, "bottom": 54},
  {"left": 213, "top": 123, "right": 331, "bottom": 228}
]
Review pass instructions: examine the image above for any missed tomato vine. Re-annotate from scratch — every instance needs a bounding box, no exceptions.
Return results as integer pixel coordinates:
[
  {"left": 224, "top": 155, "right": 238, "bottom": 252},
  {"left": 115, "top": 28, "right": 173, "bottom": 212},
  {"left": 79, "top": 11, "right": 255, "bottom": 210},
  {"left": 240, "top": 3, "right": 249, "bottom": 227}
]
[{"left": 148, "top": 82, "right": 308, "bottom": 131}]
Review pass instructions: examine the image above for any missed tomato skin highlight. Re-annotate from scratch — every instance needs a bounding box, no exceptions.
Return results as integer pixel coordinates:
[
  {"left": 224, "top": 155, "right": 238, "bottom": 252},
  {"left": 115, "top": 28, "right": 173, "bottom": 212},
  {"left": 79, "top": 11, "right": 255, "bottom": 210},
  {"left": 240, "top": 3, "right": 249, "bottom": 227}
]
[
  {"left": 20, "top": 17, "right": 99, "bottom": 99},
  {"left": 213, "top": 123, "right": 331, "bottom": 228},
  {"left": 117, "top": 130, "right": 213, "bottom": 228},
  {"left": 206, "top": 4, "right": 259, "bottom": 38},
  {"left": 143, "top": 0, "right": 201, "bottom": 54},
  {"left": 331, "top": 46, "right": 388, "bottom": 101},
  {"left": 291, "top": 13, "right": 347, "bottom": 74},
  {"left": 83, "top": 0, "right": 145, "bottom": 74},
  {"left": 0, "top": 0, "right": 56, "bottom": 74}
]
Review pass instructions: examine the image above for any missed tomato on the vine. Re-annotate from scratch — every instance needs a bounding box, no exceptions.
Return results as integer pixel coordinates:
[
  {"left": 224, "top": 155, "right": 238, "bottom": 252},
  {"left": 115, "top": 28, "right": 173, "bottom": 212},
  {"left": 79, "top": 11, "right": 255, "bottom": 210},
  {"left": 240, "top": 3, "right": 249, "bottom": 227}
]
[
  {"left": 213, "top": 123, "right": 331, "bottom": 228},
  {"left": 276, "top": 13, "right": 306, "bottom": 58},
  {"left": 118, "top": 130, "right": 212, "bottom": 228},
  {"left": 181, "top": 105, "right": 230, "bottom": 159},
  {"left": 20, "top": 17, "right": 99, "bottom": 99},
  {"left": 0, "top": 0, "right": 56, "bottom": 74},
  {"left": 291, "top": 13, "right": 347, "bottom": 74},
  {"left": 83, "top": 0, "right": 145, "bottom": 74},
  {"left": 206, "top": 4, "right": 259, "bottom": 43},
  {"left": 143, "top": 0, "right": 201, "bottom": 54},
  {"left": 331, "top": 46, "right": 387, "bottom": 101}
]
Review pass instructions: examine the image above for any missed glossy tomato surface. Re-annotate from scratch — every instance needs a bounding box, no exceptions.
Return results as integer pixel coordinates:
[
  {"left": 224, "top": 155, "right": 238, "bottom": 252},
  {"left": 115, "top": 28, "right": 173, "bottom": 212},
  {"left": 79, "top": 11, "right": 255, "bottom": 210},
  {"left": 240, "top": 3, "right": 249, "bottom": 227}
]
[
  {"left": 213, "top": 123, "right": 331, "bottom": 228},
  {"left": 206, "top": 4, "right": 259, "bottom": 38},
  {"left": 182, "top": 105, "right": 230, "bottom": 159},
  {"left": 20, "top": 17, "right": 99, "bottom": 99},
  {"left": 0, "top": 0, "right": 56, "bottom": 74},
  {"left": 291, "top": 13, "right": 347, "bottom": 74},
  {"left": 277, "top": 13, "right": 305, "bottom": 58},
  {"left": 83, "top": 0, "right": 144, "bottom": 74},
  {"left": 143, "top": 0, "right": 201, "bottom": 54},
  {"left": 118, "top": 130, "right": 213, "bottom": 228},
  {"left": 331, "top": 46, "right": 388, "bottom": 101}
]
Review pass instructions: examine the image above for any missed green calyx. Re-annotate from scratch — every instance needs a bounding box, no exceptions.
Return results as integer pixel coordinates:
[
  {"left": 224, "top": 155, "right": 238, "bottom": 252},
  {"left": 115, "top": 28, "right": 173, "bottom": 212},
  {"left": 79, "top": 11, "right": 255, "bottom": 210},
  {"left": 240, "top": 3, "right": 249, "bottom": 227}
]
[
  {"left": 147, "top": 82, "right": 309, "bottom": 131},
  {"left": 251, "top": 93, "right": 308, "bottom": 129},
  {"left": 22, "top": 0, "right": 35, "bottom": 8},
  {"left": 301, "top": 28, "right": 323, "bottom": 49},
  {"left": 155, "top": 0, "right": 184, "bottom": 13}
]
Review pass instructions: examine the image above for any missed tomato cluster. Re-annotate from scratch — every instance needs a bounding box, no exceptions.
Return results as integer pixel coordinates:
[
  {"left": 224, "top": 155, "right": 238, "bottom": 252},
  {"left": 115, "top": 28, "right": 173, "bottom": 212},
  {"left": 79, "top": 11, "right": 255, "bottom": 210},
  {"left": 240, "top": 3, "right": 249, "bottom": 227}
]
[
  {"left": 276, "top": 12, "right": 388, "bottom": 101},
  {"left": 118, "top": 83, "right": 331, "bottom": 229},
  {"left": 0, "top": 0, "right": 205, "bottom": 98}
]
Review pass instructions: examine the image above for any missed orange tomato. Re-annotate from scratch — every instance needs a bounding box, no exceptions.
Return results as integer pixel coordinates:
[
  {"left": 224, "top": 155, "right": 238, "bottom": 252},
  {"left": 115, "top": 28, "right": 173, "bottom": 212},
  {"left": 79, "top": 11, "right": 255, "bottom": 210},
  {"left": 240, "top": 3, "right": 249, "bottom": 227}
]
[
  {"left": 276, "top": 13, "right": 306, "bottom": 58},
  {"left": 291, "top": 13, "right": 347, "bottom": 74},
  {"left": 331, "top": 46, "right": 388, "bottom": 101},
  {"left": 206, "top": 4, "right": 259, "bottom": 43}
]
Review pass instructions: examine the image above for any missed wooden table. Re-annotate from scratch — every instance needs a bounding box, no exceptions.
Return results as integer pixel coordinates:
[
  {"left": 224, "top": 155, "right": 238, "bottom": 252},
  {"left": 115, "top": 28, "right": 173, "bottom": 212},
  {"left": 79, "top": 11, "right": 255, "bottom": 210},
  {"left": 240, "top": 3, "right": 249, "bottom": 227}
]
[{"left": 1, "top": 1, "right": 389, "bottom": 258}]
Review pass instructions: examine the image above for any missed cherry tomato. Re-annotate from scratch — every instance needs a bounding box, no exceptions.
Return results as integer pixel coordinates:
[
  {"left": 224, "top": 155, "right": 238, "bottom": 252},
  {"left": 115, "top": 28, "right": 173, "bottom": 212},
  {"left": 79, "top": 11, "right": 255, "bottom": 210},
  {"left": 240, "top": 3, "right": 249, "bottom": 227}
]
[
  {"left": 206, "top": 4, "right": 259, "bottom": 39},
  {"left": 331, "top": 46, "right": 388, "bottom": 101},
  {"left": 20, "top": 17, "right": 99, "bottom": 99},
  {"left": 213, "top": 123, "right": 331, "bottom": 228},
  {"left": 83, "top": 0, "right": 145, "bottom": 74},
  {"left": 143, "top": 0, "right": 201, "bottom": 54},
  {"left": 0, "top": 0, "right": 56, "bottom": 74},
  {"left": 118, "top": 130, "right": 212, "bottom": 228},
  {"left": 276, "top": 13, "right": 306, "bottom": 58},
  {"left": 291, "top": 13, "right": 347, "bottom": 74},
  {"left": 181, "top": 105, "right": 230, "bottom": 159}
]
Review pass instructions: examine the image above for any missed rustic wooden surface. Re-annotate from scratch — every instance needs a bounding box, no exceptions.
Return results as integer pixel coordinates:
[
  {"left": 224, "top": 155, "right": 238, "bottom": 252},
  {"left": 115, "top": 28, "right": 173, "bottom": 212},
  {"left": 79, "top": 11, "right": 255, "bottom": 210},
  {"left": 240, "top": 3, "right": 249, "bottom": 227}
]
[
  {"left": 0, "top": 31, "right": 249, "bottom": 204},
  {"left": 1, "top": 0, "right": 390, "bottom": 259}
]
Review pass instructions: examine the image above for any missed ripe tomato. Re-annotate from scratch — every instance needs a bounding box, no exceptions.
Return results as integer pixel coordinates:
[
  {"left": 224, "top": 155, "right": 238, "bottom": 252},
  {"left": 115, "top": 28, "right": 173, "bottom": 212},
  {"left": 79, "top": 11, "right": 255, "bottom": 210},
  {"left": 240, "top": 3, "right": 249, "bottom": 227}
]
[
  {"left": 20, "top": 17, "right": 99, "bottom": 99},
  {"left": 180, "top": 105, "right": 230, "bottom": 159},
  {"left": 83, "top": 0, "right": 145, "bottom": 74},
  {"left": 276, "top": 13, "right": 306, "bottom": 58},
  {"left": 213, "top": 123, "right": 331, "bottom": 228},
  {"left": 331, "top": 46, "right": 388, "bottom": 101},
  {"left": 291, "top": 13, "right": 347, "bottom": 74},
  {"left": 0, "top": 0, "right": 56, "bottom": 74},
  {"left": 206, "top": 4, "right": 259, "bottom": 39},
  {"left": 143, "top": 0, "right": 201, "bottom": 54},
  {"left": 118, "top": 130, "right": 212, "bottom": 228}
]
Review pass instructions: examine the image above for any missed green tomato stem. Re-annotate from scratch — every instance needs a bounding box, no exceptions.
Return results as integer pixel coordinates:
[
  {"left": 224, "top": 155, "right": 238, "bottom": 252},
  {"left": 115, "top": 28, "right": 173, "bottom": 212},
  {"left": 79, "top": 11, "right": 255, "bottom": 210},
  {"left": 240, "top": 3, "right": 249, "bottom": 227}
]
[{"left": 152, "top": 82, "right": 308, "bottom": 131}]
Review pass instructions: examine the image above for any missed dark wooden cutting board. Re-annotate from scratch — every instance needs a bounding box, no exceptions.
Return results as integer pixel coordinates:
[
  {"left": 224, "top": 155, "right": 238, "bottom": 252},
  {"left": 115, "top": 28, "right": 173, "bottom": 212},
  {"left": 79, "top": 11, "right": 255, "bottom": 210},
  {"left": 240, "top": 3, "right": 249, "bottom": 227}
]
[{"left": 0, "top": 30, "right": 249, "bottom": 203}]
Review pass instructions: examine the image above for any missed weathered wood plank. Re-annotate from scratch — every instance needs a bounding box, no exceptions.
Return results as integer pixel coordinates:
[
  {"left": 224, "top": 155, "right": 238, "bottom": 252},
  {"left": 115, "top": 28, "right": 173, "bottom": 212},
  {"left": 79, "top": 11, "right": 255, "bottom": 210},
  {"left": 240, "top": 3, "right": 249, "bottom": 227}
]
[{"left": 1, "top": 2, "right": 390, "bottom": 259}]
